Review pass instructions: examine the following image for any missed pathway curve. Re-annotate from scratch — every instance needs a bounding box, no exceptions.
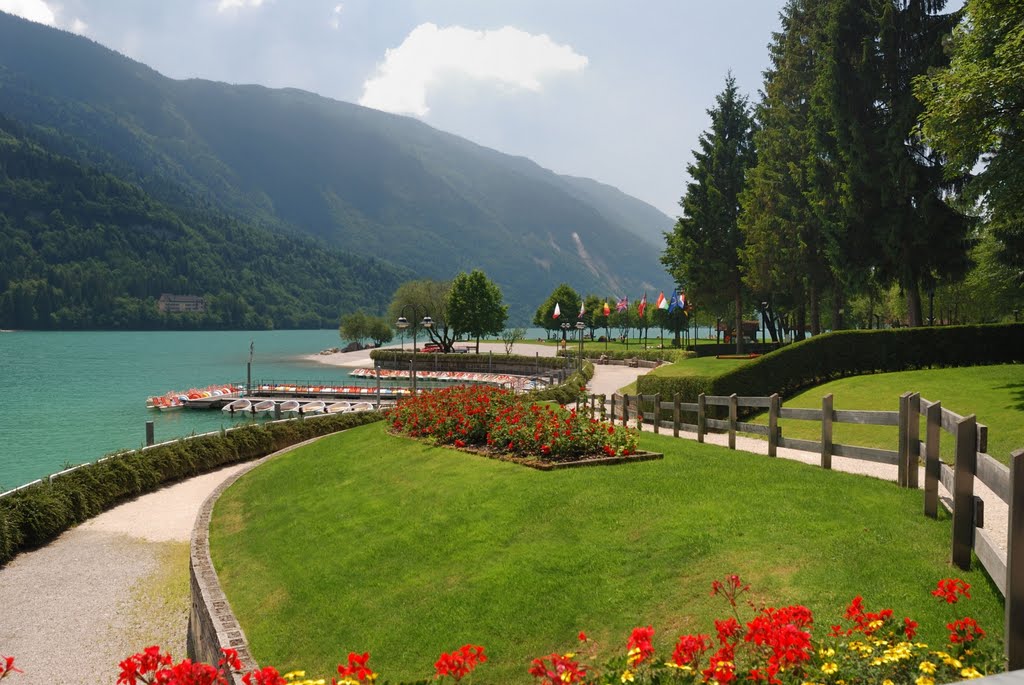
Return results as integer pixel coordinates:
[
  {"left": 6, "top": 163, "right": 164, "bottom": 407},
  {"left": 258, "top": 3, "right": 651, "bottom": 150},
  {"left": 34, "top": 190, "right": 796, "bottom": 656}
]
[{"left": 0, "top": 351, "right": 1008, "bottom": 684}]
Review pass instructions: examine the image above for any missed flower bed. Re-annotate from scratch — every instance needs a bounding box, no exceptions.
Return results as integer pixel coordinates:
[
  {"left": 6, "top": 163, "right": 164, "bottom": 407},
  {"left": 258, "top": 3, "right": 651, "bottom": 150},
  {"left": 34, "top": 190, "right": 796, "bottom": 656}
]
[
  {"left": 387, "top": 385, "right": 645, "bottom": 466},
  {"left": 1, "top": 576, "right": 998, "bottom": 685}
]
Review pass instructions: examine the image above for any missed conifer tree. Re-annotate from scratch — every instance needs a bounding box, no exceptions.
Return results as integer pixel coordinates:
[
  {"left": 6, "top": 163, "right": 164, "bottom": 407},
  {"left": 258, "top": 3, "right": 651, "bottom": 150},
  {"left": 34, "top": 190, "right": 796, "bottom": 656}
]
[{"left": 662, "top": 74, "right": 756, "bottom": 352}]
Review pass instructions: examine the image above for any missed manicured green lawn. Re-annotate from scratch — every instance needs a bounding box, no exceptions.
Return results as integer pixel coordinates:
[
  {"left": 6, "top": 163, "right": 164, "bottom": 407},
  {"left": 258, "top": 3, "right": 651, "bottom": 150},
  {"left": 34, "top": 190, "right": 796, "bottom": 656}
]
[
  {"left": 760, "top": 364, "right": 1024, "bottom": 463},
  {"left": 210, "top": 424, "right": 1004, "bottom": 683},
  {"left": 647, "top": 355, "right": 754, "bottom": 378}
]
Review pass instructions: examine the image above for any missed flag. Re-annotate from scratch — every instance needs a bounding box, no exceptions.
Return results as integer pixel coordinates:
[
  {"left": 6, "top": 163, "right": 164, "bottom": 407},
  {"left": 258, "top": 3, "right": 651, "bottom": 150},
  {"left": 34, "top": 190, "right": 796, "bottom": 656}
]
[
  {"left": 637, "top": 292, "right": 647, "bottom": 318},
  {"left": 656, "top": 291, "right": 668, "bottom": 310},
  {"left": 553, "top": 303, "right": 561, "bottom": 319},
  {"left": 603, "top": 301, "right": 611, "bottom": 316},
  {"left": 680, "top": 291, "right": 688, "bottom": 310},
  {"left": 578, "top": 301, "right": 585, "bottom": 318},
  {"left": 668, "top": 290, "right": 680, "bottom": 313},
  {"left": 616, "top": 296, "right": 628, "bottom": 312}
]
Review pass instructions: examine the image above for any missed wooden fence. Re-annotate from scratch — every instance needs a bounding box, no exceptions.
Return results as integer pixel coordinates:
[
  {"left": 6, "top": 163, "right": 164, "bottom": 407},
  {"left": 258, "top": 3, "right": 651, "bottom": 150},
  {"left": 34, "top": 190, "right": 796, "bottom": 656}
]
[{"left": 605, "top": 391, "right": 1024, "bottom": 670}]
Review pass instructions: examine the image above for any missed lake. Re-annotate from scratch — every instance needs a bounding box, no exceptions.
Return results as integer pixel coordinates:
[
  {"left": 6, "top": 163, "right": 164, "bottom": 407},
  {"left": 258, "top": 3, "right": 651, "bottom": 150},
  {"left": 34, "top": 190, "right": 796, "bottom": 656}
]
[{"left": 0, "top": 329, "right": 349, "bottom": 491}]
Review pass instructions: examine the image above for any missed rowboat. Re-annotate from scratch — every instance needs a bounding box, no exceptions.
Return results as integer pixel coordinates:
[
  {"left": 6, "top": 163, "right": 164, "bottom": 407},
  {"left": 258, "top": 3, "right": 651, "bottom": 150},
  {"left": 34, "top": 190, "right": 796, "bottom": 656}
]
[
  {"left": 325, "top": 402, "right": 351, "bottom": 414},
  {"left": 252, "top": 400, "right": 276, "bottom": 414},
  {"left": 221, "top": 398, "right": 252, "bottom": 413},
  {"left": 279, "top": 400, "right": 300, "bottom": 414},
  {"left": 301, "top": 401, "right": 326, "bottom": 414}
]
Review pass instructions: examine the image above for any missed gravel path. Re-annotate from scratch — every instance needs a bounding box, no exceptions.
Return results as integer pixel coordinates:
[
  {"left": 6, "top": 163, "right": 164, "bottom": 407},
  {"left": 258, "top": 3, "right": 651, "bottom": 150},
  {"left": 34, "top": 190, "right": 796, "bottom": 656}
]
[{"left": 0, "top": 355, "right": 1009, "bottom": 683}]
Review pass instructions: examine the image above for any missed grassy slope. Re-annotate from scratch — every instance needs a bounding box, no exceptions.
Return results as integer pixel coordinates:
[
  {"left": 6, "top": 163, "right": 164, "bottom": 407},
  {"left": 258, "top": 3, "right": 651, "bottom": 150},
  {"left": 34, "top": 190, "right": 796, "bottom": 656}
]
[
  {"left": 210, "top": 424, "right": 1004, "bottom": 683},
  {"left": 766, "top": 364, "right": 1024, "bottom": 462}
]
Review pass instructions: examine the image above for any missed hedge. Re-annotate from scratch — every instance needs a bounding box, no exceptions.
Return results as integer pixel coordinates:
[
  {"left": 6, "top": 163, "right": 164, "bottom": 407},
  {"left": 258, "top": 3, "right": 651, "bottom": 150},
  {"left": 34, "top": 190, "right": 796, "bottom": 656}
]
[
  {"left": 559, "top": 349, "right": 694, "bottom": 363},
  {"left": 370, "top": 349, "right": 572, "bottom": 370},
  {"left": 527, "top": 361, "right": 595, "bottom": 405},
  {"left": 636, "top": 323, "right": 1024, "bottom": 402},
  {"left": 0, "top": 411, "right": 384, "bottom": 567}
]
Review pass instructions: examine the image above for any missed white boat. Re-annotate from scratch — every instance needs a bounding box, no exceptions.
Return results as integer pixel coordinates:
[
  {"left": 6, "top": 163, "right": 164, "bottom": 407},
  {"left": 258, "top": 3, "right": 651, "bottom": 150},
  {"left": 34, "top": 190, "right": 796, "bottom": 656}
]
[
  {"left": 350, "top": 401, "right": 375, "bottom": 413},
  {"left": 221, "top": 398, "right": 252, "bottom": 413},
  {"left": 300, "top": 401, "right": 326, "bottom": 414},
  {"left": 252, "top": 400, "right": 276, "bottom": 414},
  {"left": 325, "top": 401, "right": 351, "bottom": 414},
  {"left": 279, "top": 399, "right": 300, "bottom": 414}
]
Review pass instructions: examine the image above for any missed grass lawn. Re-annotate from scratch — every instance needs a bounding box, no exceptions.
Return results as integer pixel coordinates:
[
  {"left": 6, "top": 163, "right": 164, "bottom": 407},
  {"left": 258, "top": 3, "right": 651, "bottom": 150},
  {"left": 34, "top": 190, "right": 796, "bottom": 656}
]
[
  {"left": 210, "top": 424, "right": 1005, "bottom": 683},
  {"left": 758, "top": 364, "right": 1024, "bottom": 464},
  {"left": 647, "top": 355, "right": 755, "bottom": 378}
]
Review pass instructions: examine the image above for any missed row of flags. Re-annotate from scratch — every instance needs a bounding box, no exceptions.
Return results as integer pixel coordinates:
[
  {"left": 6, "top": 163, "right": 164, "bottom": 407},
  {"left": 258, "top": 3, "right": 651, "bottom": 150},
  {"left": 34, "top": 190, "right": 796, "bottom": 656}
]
[{"left": 553, "top": 291, "right": 689, "bottom": 319}]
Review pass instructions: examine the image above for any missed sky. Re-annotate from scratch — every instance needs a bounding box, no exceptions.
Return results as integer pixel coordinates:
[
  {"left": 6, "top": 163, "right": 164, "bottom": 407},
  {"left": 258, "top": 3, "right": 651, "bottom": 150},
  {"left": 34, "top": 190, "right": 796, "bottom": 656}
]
[{"left": 1, "top": 0, "right": 794, "bottom": 217}]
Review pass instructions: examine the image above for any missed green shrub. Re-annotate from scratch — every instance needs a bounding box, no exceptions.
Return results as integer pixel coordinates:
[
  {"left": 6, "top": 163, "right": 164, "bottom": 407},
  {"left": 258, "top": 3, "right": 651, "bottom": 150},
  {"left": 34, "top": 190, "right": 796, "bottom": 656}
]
[
  {"left": 528, "top": 361, "right": 595, "bottom": 404},
  {"left": 560, "top": 348, "right": 694, "bottom": 363},
  {"left": 0, "top": 411, "right": 384, "bottom": 567},
  {"left": 637, "top": 324, "right": 1024, "bottom": 402}
]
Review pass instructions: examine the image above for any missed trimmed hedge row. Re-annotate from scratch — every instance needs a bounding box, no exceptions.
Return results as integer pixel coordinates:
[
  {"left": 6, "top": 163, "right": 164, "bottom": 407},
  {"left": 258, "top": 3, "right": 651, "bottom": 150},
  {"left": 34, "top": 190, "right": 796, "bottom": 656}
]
[
  {"left": 370, "top": 349, "right": 571, "bottom": 369},
  {"left": 560, "top": 349, "right": 694, "bottom": 363},
  {"left": 528, "top": 361, "right": 595, "bottom": 405},
  {"left": 0, "top": 411, "right": 384, "bottom": 567},
  {"left": 636, "top": 324, "right": 1024, "bottom": 402}
]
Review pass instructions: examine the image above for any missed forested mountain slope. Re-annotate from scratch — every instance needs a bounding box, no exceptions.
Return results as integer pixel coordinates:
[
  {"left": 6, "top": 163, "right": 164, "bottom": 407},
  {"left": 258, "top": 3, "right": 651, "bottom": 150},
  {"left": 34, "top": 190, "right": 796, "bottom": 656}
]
[{"left": 0, "top": 12, "right": 673, "bottom": 323}]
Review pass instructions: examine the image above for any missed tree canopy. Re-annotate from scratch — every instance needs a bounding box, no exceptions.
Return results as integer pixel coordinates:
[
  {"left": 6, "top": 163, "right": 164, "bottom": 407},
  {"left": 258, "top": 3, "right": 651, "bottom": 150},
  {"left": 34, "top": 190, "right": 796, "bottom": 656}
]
[{"left": 446, "top": 269, "right": 508, "bottom": 352}]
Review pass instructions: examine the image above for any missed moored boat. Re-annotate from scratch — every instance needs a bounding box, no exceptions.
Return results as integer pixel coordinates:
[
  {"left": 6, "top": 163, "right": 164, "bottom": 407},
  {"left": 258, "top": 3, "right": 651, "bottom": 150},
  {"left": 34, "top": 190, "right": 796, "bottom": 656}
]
[
  {"left": 252, "top": 400, "right": 276, "bottom": 414},
  {"left": 221, "top": 398, "right": 252, "bottom": 413}
]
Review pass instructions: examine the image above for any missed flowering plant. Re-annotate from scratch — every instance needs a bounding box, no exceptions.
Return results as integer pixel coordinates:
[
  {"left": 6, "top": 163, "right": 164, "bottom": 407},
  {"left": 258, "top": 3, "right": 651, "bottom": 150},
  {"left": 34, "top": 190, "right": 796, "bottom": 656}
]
[
  {"left": 388, "top": 385, "right": 639, "bottom": 462},
  {"left": 0, "top": 579, "right": 1001, "bottom": 685}
]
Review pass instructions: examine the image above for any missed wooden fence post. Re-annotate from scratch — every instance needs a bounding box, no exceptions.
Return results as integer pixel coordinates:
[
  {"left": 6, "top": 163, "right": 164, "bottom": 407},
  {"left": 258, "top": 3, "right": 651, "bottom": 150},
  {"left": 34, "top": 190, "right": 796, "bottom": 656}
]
[
  {"left": 610, "top": 394, "right": 617, "bottom": 426},
  {"left": 728, "top": 394, "right": 738, "bottom": 450},
  {"left": 821, "top": 394, "right": 833, "bottom": 470},
  {"left": 951, "top": 415, "right": 977, "bottom": 571},
  {"left": 768, "top": 394, "right": 780, "bottom": 458},
  {"left": 907, "top": 392, "right": 920, "bottom": 489},
  {"left": 697, "top": 393, "right": 706, "bottom": 443},
  {"left": 653, "top": 394, "right": 661, "bottom": 435},
  {"left": 897, "top": 392, "right": 909, "bottom": 487},
  {"left": 924, "top": 401, "right": 941, "bottom": 519},
  {"left": 145, "top": 421, "right": 155, "bottom": 447},
  {"left": 1007, "top": 449, "right": 1024, "bottom": 670},
  {"left": 673, "top": 393, "right": 681, "bottom": 439},
  {"left": 623, "top": 394, "right": 631, "bottom": 427}
]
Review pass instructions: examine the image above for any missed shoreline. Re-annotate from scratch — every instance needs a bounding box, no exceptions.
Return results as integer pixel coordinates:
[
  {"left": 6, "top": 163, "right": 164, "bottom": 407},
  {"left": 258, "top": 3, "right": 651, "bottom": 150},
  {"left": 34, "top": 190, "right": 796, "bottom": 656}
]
[{"left": 300, "top": 341, "right": 560, "bottom": 369}]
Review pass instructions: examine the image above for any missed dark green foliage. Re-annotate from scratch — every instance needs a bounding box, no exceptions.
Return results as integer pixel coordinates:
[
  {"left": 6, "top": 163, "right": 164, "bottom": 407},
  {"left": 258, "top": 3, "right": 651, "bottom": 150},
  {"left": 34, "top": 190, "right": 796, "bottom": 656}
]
[
  {"left": 0, "top": 412, "right": 383, "bottom": 566},
  {"left": 637, "top": 324, "right": 1024, "bottom": 401},
  {"left": 0, "top": 12, "right": 672, "bottom": 323},
  {"left": 0, "top": 118, "right": 410, "bottom": 329},
  {"left": 528, "top": 361, "right": 595, "bottom": 405},
  {"left": 532, "top": 284, "right": 582, "bottom": 335},
  {"left": 446, "top": 269, "right": 508, "bottom": 352},
  {"left": 370, "top": 349, "right": 572, "bottom": 372}
]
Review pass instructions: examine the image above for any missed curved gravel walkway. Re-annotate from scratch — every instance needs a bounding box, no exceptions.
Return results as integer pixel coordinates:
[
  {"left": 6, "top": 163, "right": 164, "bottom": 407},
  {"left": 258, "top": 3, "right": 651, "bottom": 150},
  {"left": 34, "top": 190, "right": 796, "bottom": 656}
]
[{"left": 0, "top": 354, "right": 1010, "bottom": 684}]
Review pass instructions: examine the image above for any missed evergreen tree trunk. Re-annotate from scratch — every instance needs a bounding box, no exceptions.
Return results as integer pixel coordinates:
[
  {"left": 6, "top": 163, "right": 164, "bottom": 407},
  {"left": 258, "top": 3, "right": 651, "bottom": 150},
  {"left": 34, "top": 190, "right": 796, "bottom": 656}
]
[
  {"left": 734, "top": 280, "right": 745, "bottom": 354},
  {"left": 795, "top": 306, "right": 806, "bottom": 341},
  {"left": 809, "top": 283, "right": 821, "bottom": 335},
  {"left": 905, "top": 280, "right": 923, "bottom": 327}
]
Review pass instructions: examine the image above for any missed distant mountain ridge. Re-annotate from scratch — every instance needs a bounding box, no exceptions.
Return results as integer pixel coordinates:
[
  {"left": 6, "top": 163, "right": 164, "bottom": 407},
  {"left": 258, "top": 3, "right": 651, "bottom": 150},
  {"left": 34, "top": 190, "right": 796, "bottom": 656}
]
[{"left": 0, "top": 11, "right": 674, "bottom": 324}]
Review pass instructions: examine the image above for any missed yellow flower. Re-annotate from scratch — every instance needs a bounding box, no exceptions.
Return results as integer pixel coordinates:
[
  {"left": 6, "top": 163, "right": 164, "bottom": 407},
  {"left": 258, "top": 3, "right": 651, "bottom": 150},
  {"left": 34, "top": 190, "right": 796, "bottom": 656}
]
[
  {"left": 818, "top": 648, "right": 836, "bottom": 658},
  {"left": 562, "top": 652, "right": 576, "bottom": 659},
  {"left": 283, "top": 672, "right": 307, "bottom": 681},
  {"left": 942, "top": 656, "right": 963, "bottom": 669},
  {"left": 821, "top": 662, "right": 839, "bottom": 675},
  {"left": 883, "top": 680, "right": 895, "bottom": 685},
  {"left": 919, "top": 661, "right": 937, "bottom": 674},
  {"left": 621, "top": 669, "right": 635, "bottom": 683},
  {"left": 916, "top": 677, "right": 935, "bottom": 685},
  {"left": 960, "top": 667, "right": 983, "bottom": 679}
]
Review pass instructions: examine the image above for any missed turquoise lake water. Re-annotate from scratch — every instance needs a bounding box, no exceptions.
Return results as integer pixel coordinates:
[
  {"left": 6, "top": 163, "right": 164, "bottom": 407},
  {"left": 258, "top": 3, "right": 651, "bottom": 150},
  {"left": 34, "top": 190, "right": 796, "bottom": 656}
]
[{"left": 0, "top": 329, "right": 351, "bottom": 490}]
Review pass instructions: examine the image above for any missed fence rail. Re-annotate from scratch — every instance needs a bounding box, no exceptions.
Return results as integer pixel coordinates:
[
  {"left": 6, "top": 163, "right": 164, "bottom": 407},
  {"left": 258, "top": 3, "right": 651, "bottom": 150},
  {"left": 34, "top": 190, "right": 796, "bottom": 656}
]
[{"left": 605, "top": 390, "right": 1024, "bottom": 671}]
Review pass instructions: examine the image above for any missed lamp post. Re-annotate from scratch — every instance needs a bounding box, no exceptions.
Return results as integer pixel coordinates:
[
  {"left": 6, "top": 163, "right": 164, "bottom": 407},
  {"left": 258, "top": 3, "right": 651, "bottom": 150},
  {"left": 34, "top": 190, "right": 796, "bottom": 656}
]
[
  {"left": 395, "top": 305, "right": 433, "bottom": 353},
  {"left": 396, "top": 305, "right": 432, "bottom": 394},
  {"left": 560, "top": 321, "right": 571, "bottom": 354},
  {"left": 575, "top": 320, "right": 585, "bottom": 371}
]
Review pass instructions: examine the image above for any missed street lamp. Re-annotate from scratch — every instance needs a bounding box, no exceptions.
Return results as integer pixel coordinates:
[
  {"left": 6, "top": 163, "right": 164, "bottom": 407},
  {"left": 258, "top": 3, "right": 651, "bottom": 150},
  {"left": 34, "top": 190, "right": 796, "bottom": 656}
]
[
  {"left": 575, "top": 320, "right": 585, "bottom": 371},
  {"left": 395, "top": 305, "right": 433, "bottom": 353}
]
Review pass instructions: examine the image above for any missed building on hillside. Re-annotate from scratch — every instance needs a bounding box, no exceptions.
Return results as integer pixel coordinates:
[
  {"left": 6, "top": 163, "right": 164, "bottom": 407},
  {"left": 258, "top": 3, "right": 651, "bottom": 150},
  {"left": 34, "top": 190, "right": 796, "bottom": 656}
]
[{"left": 158, "top": 294, "right": 206, "bottom": 313}]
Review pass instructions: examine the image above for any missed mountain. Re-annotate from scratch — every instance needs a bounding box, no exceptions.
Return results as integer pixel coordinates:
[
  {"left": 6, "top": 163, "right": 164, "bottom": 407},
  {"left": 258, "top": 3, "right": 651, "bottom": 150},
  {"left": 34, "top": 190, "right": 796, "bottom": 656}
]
[
  {"left": 0, "top": 116, "right": 411, "bottom": 329},
  {"left": 0, "top": 11, "right": 674, "bottom": 324}
]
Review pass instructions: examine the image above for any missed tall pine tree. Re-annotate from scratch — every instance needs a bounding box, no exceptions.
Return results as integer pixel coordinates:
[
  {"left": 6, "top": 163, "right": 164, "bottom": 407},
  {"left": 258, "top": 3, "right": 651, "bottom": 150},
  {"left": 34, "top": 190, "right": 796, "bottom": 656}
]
[{"left": 662, "top": 74, "right": 756, "bottom": 352}]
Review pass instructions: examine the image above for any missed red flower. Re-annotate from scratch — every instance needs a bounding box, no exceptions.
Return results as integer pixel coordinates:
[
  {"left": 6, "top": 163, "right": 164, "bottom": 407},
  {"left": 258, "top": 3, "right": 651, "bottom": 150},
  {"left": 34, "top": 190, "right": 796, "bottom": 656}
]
[
  {"left": 948, "top": 617, "right": 986, "bottom": 644},
  {"left": 904, "top": 617, "right": 919, "bottom": 640},
  {"left": 932, "top": 578, "right": 971, "bottom": 604},
  {"left": 577, "top": 631, "right": 588, "bottom": 642},
  {"left": 626, "top": 625, "right": 655, "bottom": 665},
  {"left": 0, "top": 656, "right": 22, "bottom": 678},
  {"left": 454, "top": 439, "right": 466, "bottom": 448},
  {"left": 435, "top": 645, "right": 487, "bottom": 681},
  {"left": 672, "top": 634, "right": 710, "bottom": 668},
  {"left": 242, "top": 666, "right": 287, "bottom": 685},
  {"left": 702, "top": 645, "right": 736, "bottom": 684},
  {"left": 714, "top": 618, "right": 741, "bottom": 645},
  {"left": 118, "top": 646, "right": 173, "bottom": 685},
  {"left": 337, "top": 652, "right": 376, "bottom": 683},
  {"left": 219, "top": 648, "right": 242, "bottom": 672},
  {"left": 528, "top": 653, "right": 587, "bottom": 684}
]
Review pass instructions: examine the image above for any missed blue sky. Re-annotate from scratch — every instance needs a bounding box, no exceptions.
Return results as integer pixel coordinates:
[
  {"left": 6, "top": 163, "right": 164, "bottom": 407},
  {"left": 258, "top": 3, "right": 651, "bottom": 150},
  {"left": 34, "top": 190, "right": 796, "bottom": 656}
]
[{"left": 3, "top": 0, "right": 793, "bottom": 216}]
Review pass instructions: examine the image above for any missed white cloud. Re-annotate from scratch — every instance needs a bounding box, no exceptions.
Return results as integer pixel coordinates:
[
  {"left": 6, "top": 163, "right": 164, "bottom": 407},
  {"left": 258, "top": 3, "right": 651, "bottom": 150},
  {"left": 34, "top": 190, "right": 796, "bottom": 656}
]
[
  {"left": 328, "top": 3, "right": 343, "bottom": 30},
  {"left": 0, "top": 0, "right": 56, "bottom": 25},
  {"left": 0, "top": 0, "right": 87, "bottom": 34},
  {"left": 359, "top": 23, "right": 588, "bottom": 117},
  {"left": 216, "top": 0, "right": 265, "bottom": 13}
]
